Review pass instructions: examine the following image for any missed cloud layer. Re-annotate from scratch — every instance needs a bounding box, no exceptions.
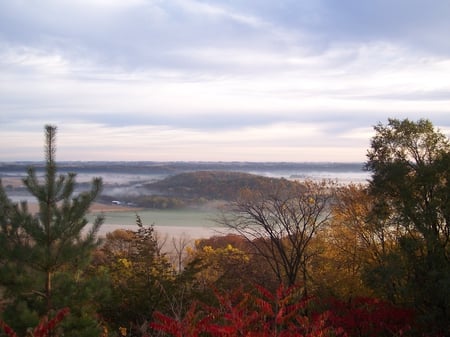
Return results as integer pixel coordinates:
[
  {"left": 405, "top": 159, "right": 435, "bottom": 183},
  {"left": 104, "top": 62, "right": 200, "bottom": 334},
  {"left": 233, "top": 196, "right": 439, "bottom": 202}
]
[{"left": 1, "top": 0, "right": 450, "bottom": 161}]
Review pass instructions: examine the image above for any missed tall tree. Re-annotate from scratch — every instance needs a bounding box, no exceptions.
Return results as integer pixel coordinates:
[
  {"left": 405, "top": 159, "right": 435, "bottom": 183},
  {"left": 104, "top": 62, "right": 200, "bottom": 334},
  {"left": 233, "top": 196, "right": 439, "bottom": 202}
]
[
  {"left": 0, "top": 125, "right": 104, "bottom": 331},
  {"left": 221, "top": 180, "right": 335, "bottom": 292},
  {"left": 365, "top": 118, "right": 450, "bottom": 334},
  {"left": 313, "top": 184, "right": 380, "bottom": 300}
]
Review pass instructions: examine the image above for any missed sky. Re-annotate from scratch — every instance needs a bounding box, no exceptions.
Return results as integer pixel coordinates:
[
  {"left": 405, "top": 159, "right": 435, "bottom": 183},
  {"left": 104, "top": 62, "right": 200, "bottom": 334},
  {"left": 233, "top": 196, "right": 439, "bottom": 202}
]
[{"left": 1, "top": 0, "right": 450, "bottom": 162}]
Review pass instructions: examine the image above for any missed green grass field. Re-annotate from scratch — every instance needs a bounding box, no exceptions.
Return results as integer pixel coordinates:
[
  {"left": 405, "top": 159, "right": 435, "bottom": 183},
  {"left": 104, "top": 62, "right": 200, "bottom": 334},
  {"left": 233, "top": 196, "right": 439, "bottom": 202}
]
[{"left": 88, "top": 208, "right": 222, "bottom": 228}]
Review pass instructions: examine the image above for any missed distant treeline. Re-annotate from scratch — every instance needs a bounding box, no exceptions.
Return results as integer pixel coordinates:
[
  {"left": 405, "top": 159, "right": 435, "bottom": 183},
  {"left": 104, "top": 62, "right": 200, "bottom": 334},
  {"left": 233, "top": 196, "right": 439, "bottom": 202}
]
[{"left": 0, "top": 161, "right": 364, "bottom": 176}]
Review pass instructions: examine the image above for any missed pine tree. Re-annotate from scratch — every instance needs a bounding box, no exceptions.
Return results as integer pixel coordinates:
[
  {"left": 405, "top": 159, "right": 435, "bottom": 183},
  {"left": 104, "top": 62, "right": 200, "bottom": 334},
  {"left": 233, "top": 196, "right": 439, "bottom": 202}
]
[{"left": 0, "top": 125, "right": 104, "bottom": 322}]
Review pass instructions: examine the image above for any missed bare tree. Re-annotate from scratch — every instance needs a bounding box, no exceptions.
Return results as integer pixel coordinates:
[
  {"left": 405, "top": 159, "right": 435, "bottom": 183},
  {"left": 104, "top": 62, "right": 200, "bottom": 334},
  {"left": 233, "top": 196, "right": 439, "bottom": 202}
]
[
  {"left": 170, "top": 232, "right": 192, "bottom": 272},
  {"left": 221, "top": 180, "right": 335, "bottom": 292}
]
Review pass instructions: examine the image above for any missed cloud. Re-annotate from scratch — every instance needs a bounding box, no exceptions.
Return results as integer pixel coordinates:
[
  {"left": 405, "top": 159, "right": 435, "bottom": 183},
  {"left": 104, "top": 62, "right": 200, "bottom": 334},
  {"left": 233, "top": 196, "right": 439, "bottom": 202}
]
[
  {"left": 0, "top": 121, "right": 370, "bottom": 162},
  {"left": 1, "top": 0, "right": 449, "bottom": 162}
]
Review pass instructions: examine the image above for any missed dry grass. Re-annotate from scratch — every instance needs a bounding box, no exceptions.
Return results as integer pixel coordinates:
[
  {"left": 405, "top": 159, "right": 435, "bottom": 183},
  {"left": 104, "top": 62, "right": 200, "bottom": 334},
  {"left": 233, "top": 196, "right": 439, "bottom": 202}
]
[{"left": 1, "top": 177, "right": 24, "bottom": 188}]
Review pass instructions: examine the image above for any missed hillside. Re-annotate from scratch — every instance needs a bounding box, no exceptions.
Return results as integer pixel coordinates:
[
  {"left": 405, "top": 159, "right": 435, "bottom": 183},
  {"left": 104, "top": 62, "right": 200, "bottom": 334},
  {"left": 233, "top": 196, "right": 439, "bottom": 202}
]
[
  {"left": 145, "top": 171, "right": 292, "bottom": 202},
  {"left": 97, "top": 170, "right": 298, "bottom": 209}
]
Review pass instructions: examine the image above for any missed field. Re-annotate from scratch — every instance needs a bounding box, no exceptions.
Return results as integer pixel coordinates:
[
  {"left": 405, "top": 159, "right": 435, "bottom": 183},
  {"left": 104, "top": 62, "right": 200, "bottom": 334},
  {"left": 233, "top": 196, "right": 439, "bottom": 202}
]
[{"left": 87, "top": 207, "right": 227, "bottom": 239}]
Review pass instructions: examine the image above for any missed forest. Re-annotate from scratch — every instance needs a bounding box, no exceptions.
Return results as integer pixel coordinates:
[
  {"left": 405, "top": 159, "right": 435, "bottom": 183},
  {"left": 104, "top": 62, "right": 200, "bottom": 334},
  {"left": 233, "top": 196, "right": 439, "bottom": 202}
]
[
  {"left": 97, "top": 170, "right": 295, "bottom": 209},
  {"left": 0, "top": 118, "right": 449, "bottom": 337}
]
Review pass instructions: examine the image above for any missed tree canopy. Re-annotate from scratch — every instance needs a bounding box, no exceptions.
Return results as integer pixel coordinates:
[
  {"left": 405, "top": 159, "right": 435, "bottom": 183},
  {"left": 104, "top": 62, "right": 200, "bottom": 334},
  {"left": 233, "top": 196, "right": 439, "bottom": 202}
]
[{"left": 365, "top": 118, "right": 450, "bottom": 334}]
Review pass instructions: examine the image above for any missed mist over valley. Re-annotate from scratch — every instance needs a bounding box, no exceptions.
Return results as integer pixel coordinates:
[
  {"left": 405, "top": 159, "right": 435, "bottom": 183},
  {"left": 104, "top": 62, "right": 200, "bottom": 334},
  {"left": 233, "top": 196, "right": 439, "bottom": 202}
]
[{"left": 1, "top": 161, "right": 368, "bottom": 236}]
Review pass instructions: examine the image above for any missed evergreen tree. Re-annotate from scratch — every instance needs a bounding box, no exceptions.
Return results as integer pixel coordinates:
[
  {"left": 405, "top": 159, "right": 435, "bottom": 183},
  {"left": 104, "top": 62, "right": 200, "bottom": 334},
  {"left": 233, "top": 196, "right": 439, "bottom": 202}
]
[{"left": 0, "top": 125, "right": 104, "bottom": 333}]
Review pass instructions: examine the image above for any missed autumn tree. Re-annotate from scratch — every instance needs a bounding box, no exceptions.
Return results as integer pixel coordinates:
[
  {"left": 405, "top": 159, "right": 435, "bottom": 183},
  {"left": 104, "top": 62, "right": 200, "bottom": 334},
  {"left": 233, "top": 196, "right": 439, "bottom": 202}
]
[
  {"left": 365, "top": 118, "right": 450, "bottom": 334},
  {"left": 0, "top": 125, "right": 104, "bottom": 335},
  {"left": 95, "top": 216, "right": 174, "bottom": 336},
  {"left": 185, "top": 237, "right": 250, "bottom": 292},
  {"left": 313, "top": 183, "right": 400, "bottom": 300},
  {"left": 221, "top": 180, "right": 335, "bottom": 294}
]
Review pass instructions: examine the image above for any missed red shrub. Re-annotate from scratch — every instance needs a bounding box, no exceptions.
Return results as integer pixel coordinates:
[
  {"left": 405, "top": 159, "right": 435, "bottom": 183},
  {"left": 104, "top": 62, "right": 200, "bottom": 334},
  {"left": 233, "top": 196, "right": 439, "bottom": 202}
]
[
  {"left": 150, "top": 286, "right": 415, "bottom": 337},
  {"left": 0, "top": 308, "right": 70, "bottom": 337},
  {"left": 151, "top": 285, "right": 340, "bottom": 337},
  {"left": 321, "top": 297, "right": 414, "bottom": 337}
]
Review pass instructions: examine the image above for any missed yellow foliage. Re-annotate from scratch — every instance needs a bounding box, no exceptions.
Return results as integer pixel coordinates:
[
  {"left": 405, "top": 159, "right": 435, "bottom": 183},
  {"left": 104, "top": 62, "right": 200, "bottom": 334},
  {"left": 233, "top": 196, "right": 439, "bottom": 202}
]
[
  {"left": 202, "top": 245, "right": 214, "bottom": 253},
  {"left": 119, "top": 327, "right": 127, "bottom": 336},
  {"left": 309, "top": 184, "right": 397, "bottom": 300},
  {"left": 118, "top": 258, "right": 132, "bottom": 269},
  {"left": 187, "top": 242, "right": 250, "bottom": 287}
]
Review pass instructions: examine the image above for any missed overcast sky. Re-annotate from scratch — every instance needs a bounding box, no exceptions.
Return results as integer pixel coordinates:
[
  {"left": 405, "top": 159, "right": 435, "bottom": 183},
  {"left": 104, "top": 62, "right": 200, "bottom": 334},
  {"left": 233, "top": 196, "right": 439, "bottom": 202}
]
[{"left": 1, "top": 0, "right": 450, "bottom": 162}]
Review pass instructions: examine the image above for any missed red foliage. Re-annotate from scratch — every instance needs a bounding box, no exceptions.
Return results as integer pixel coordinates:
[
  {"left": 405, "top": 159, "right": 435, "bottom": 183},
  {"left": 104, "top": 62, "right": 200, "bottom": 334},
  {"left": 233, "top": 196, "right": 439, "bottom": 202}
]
[
  {"left": 321, "top": 297, "right": 414, "bottom": 337},
  {"left": 151, "top": 285, "right": 337, "bottom": 337},
  {"left": 0, "top": 321, "right": 19, "bottom": 337},
  {"left": 150, "top": 285, "right": 415, "bottom": 337},
  {"left": 0, "top": 308, "right": 70, "bottom": 337},
  {"left": 150, "top": 302, "right": 211, "bottom": 337}
]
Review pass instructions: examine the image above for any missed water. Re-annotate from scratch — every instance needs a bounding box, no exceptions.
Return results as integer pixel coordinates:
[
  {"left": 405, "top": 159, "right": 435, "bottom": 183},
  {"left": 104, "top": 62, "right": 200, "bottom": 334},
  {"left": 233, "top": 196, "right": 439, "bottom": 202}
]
[{"left": 0, "top": 161, "right": 369, "bottom": 184}]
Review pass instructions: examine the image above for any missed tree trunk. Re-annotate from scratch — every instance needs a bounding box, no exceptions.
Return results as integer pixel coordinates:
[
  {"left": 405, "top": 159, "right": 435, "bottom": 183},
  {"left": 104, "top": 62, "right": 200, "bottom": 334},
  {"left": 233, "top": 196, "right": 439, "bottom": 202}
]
[{"left": 46, "top": 270, "right": 52, "bottom": 314}]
